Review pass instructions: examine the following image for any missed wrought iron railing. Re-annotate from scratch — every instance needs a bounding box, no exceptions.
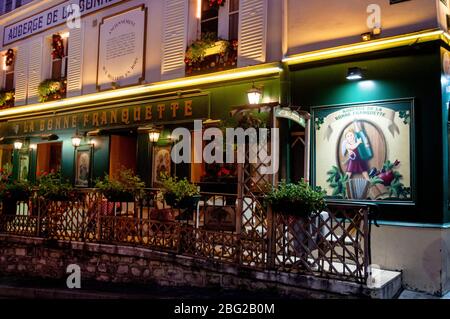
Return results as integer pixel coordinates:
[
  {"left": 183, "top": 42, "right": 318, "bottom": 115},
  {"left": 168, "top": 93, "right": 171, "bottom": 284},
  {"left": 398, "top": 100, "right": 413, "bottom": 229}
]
[{"left": 0, "top": 189, "right": 373, "bottom": 284}]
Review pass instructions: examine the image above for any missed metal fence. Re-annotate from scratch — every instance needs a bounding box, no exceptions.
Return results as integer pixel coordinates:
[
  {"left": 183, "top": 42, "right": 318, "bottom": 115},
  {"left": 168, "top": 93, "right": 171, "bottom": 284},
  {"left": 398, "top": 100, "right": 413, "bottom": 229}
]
[{"left": 0, "top": 189, "right": 373, "bottom": 284}]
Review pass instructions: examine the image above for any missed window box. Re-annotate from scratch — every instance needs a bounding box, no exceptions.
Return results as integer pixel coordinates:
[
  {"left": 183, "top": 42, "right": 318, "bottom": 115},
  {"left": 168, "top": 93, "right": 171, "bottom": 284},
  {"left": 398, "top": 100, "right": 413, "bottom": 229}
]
[
  {"left": 185, "top": 38, "right": 238, "bottom": 76},
  {"left": 38, "top": 78, "right": 67, "bottom": 103},
  {"left": 0, "top": 90, "right": 15, "bottom": 109}
]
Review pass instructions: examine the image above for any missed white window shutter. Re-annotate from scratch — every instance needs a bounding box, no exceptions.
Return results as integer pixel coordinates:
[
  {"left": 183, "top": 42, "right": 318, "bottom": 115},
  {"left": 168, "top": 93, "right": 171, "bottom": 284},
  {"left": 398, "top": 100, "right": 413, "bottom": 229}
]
[
  {"left": 67, "top": 26, "right": 84, "bottom": 97},
  {"left": 238, "top": 0, "right": 268, "bottom": 67},
  {"left": 13, "top": 44, "right": 29, "bottom": 106},
  {"left": 161, "top": 0, "right": 188, "bottom": 80},
  {"left": 27, "top": 38, "right": 43, "bottom": 104}
]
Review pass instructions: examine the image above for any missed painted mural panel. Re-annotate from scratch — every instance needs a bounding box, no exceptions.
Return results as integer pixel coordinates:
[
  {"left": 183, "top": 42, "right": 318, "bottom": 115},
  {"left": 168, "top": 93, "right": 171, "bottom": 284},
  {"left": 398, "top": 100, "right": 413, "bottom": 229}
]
[{"left": 312, "top": 100, "right": 413, "bottom": 201}]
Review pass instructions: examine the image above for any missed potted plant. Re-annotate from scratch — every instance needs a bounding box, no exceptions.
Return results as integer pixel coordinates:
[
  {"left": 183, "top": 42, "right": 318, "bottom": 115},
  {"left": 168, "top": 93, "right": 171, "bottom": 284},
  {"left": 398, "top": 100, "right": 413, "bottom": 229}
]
[
  {"left": 160, "top": 175, "right": 200, "bottom": 209},
  {"left": 0, "top": 90, "right": 14, "bottom": 108},
  {"left": 37, "top": 171, "right": 74, "bottom": 201},
  {"left": 0, "top": 178, "right": 31, "bottom": 215},
  {"left": 95, "top": 168, "right": 145, "bottom": 202},
  {"left": 265, "top": 180, "right": 327, "bottom": 217},
  {"left": 38, "top": 78, "right": 67, "bottom": 102}
]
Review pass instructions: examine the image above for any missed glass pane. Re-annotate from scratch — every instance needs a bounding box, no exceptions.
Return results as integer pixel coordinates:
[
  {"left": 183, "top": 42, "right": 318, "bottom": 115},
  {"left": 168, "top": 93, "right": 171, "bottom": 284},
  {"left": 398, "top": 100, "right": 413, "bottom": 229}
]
[
  {"left": 5, "top": 73, "right": 14, "bottom": 91},
  {"left": 52, "top": 59, "right": 62, "bottom": 79},
  {"left": 201, "top": 19, "right": 219, "bottom": 38},
  {"left": 201, "top": 0, "right": 218, "bottom": 21},
  {"left": 230, "top": 0, "right": 239, "bottom": 12},
  {"left": 229, "top": 13, "right": 239, "bottom": 41}
]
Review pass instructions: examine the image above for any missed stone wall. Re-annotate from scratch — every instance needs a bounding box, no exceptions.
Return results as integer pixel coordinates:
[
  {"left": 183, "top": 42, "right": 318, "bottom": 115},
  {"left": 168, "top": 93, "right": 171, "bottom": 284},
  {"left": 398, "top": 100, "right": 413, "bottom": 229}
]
[{"left": 0, "top": 234, "right": 392, "bottom": 298}]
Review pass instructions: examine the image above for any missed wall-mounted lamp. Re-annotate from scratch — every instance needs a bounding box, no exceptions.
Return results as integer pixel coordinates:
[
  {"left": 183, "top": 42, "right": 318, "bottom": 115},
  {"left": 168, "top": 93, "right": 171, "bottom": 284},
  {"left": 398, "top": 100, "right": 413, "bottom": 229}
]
[
  {"left": 361, "top": 32, "right": 372, "bottom": 42},
  {"left": 40, "top": 134, "right": 59, "bottom": 141},
  {"left": 14, "top": 140, "right": 23, "bottom": 150},
  {"left": 346, "top": 67, "right": 364, "bottom": 81},
  {"left": 87, "top": 129, "right": 101, "bottom": 137},
  {"left": 71, "top": 133, "right": 82, "bottom": 148},
  {"left": 247, "top": 84, "right": 263, "bottom": 105},
  {"left": 148, "top": 128, "right": 161, "bottom": 143},
  {"left": 29, "top": 144, "right": 37, "bottom": 150}
]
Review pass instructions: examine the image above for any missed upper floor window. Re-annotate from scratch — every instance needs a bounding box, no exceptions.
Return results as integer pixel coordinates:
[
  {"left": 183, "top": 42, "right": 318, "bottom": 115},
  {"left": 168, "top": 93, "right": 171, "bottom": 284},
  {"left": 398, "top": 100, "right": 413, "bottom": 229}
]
[
  {"left": 50, "top": 33, "right": 69, "bottom": 80},
  {"left": 200, "top": 0, "right": 239, "bottom": 41},
  {"left": 3, "top": 49, "right": 15, "bottom": 91},
  {"left": 3, "top": 0, "right": 23, "bottom": 14}
]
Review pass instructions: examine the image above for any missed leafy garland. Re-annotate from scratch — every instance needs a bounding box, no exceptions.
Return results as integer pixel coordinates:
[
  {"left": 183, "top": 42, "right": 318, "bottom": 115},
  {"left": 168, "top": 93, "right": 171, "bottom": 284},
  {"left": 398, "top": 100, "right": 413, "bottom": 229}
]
[
  {"left": 51, "top": 34, "right": 65, "bottom": 60},
  {"left": 38, "top": 79, "right": 66, "bottom": 102},
  {"left": 4, "top": 49, "right": 14, "bottom": 67}
]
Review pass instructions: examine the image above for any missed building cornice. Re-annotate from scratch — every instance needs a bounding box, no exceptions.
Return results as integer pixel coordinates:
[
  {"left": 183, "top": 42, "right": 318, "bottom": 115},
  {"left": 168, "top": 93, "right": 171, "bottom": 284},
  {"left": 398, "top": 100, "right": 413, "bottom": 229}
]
[
  {"left": 283, "top": 29, "right": 450, "bottom": 66},
  {"left": 0, "top": 63, "right": 283, "bottom": 121}
]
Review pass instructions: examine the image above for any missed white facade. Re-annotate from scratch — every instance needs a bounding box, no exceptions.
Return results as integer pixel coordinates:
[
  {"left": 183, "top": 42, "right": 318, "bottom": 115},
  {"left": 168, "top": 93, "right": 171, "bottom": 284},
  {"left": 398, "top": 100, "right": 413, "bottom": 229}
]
[{"left": 0, "top": 0, "right": 282, "bottom": 107}]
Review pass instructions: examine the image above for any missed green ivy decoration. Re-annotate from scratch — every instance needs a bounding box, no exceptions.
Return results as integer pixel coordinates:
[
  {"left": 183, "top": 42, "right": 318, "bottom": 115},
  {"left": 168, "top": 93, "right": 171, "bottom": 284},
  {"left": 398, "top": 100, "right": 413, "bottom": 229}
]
[
  {"left": 398, "top": 110, "right": 410, "bottom": 125},
  {"left": 315, "top": 117, "right": 324, "bottom": 130}
]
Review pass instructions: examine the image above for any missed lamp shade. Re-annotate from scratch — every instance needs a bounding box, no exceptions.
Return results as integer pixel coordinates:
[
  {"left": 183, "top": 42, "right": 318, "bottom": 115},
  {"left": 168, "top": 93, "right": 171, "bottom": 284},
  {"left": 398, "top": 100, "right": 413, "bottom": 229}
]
[
  {"left": 346, "top": 67, "right": 363, "bottom": 80},
  {"left": 71, "top": 133, "right": 82, "bottom": 147},
  {"left": 148, "top": 130, "right": 161, "bottom": 143},
  {"left": 14, "top": 141, "right": 23, "bottom": 150},
  {"left": 247, "top": 86, "right": 262, "bottom": 105}
]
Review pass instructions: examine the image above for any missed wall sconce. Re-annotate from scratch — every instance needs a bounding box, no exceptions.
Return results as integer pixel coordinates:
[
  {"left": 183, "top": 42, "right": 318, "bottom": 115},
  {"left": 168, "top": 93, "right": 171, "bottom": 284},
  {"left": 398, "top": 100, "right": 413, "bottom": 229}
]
[
  {"left": 247, "top": 84, "right": 263, "bottom": 105},
  {"left": 40, "top": 134, "right": 59, "bottom": 141},
  {"left": 87, "top": 129, "right": 101, "bottom": 136},
  {"left": 346, "top": 67, "right": 364, "bottom": 81},
  {"left": 71, "top": 133, "right": 82, "bottom": 148},
  {"left": 361, "top": 32, "right": 372, "bottom": 41},
  {"left": 148, "top": 128, "right": 161, "bottom": 143},
  {"left": 14, "top": 140, "right": 23, "bottom": 150}
]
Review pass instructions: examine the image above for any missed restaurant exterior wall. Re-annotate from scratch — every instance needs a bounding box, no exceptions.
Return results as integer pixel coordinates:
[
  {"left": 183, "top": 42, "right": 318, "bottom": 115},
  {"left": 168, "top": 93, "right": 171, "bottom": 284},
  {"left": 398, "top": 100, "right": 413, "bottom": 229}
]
[
  {"left": 287, "top": 0, "right": 441, "bottom": 55},
  {"left": 0, "top": 74, "right": 281, "bottom": 185},
  {"left": 290, "top": 41, "right": 449, "bottom": 294},
  {"left": 291, "top": 42, "right": 444, "bottom": 224}
]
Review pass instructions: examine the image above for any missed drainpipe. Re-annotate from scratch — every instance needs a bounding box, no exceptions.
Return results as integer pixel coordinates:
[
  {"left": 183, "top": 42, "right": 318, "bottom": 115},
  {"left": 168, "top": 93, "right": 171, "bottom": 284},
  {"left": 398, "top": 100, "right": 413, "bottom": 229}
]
[{"left": 278, "top": 63, "right": 291, "bottom": 182}]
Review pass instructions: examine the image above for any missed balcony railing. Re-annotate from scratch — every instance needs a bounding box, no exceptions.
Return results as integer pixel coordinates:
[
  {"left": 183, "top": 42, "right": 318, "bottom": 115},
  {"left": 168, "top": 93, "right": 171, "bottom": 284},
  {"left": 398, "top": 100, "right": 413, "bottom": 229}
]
[{"left": 0, "top": 189, "right": 373, "bottom": 284}]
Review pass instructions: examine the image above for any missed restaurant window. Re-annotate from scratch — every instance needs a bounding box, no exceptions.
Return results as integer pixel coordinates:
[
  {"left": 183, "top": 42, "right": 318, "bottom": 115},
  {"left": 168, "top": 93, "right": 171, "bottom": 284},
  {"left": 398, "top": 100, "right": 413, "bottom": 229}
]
[
  {"left": 109, "top": 135, "right": 137, "bottom": 180},
  {"left": 36, "top": 142, "right": 62, "bottom": 177},
  {"left": 0, "top": 144, "right": 13, "bottom": 174},
  {"left": 228, "top": 0, "right": 239, "bottom": 41},
  {"left": 4, "top": 0, "right": 13, "bottom": 13},
  {"left": 51, "top": 34, "right": 69, "bottom": 80},
  {"left": 200, "top": 0, "right": 239, "bottom": 40}
]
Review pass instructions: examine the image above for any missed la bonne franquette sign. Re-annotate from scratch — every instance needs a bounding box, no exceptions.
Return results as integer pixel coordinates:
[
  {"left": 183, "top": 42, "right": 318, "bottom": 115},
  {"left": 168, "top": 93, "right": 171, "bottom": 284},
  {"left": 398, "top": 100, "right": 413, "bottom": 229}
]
[{"left": 3, "top": 0, "right": 122, "bottom": 46}]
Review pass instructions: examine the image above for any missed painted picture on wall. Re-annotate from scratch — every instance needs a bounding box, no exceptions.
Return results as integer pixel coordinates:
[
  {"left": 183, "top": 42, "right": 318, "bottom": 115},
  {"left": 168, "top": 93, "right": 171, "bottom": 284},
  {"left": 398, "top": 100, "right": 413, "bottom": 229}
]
[
  {"left": 75, "top": 147, "right": 92, "bottom": 188},
  {"left": 18, "top": 152, "right": 29, "bottom": 181},
  {"left": 312, "top": 99, "right": 413, "bottom": 201},
  {"left": 152, "top": 146, "right": 171, "bottom": 186}
]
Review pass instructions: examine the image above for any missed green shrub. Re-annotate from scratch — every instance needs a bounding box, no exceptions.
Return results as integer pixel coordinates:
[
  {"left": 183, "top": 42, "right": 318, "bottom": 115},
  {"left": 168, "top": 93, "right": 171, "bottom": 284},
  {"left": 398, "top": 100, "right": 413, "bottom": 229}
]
[
  {"left": 95, "top": 168, "right": 145, "bottom": 201},
  {"left": 37, "top": 171, "right": 73, "bottom": 201},
  {"left": 265, "top": 180, "right": 327, "bottom": 216},
  {"left": 159, "top": 175, "right": 200, "bottom": 207}
]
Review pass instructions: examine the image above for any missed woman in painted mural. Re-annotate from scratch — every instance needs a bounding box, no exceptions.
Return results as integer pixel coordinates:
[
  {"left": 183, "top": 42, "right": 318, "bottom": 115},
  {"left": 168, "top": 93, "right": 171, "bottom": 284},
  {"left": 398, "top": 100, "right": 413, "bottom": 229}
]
[
  {"left": 342, "top": 121, "right": 373, "bottom": 180},
  {"left": 340, "top": 121, "right": 373, "bottom": 199}
]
